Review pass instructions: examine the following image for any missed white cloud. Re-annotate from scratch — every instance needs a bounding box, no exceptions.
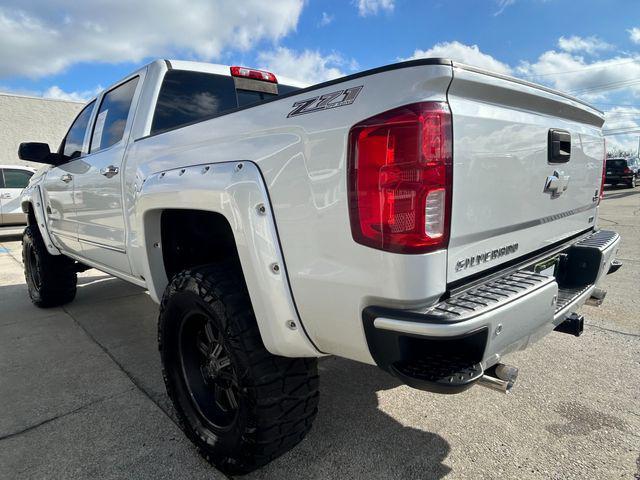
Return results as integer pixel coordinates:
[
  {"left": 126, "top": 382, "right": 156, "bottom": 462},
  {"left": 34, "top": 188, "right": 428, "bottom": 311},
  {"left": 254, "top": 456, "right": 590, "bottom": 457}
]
[
  {"left": 41, "top": 85, "right": 103, "bottom": 102},
  {"left": 518, "top": 52, "right": 640, "bottom": 100},
  {"left": 603, "top": 106, "right": 640, "bottom": 131},
  {"left": 558, "top": 35, "right": 612, "bottom": 55},
  {"left": 401, "top": 39, "right": 640, "bottom": 106},
  {"left": 494, "top": 0, "right": 515, "bottom": 16},
  {"left": 400, "top": 37, "right": 640, "bottom": 153},
  {"left": 0, "top": 84, "right": 101, "bottom": 102},
  {"left": 355, "top": 0, "right": 394, "bottom": 17},
  {"left": 603, "top": 107, "right": 640, "bottom": 152},
  {"left": 318, "top": 12, "right": 334, "bottom": 27},
  {"left": 258, "top": 47, "right": 355, "bottom": 84},
  {"left": 402, "top": 41, "right": 512, "bottom": 75},
  {"left": 629, "top": 27, "right": 640, "bottom": 44},
  {"left": 0, "top": 0, "right": 304, "bottom": 78}
]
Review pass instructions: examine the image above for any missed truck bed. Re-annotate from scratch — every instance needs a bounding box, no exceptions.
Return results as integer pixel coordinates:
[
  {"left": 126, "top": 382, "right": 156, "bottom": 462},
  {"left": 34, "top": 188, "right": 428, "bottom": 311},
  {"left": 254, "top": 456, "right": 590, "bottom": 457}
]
[{"left": 126, "top": 58, "right": 605, "bottom": 363}]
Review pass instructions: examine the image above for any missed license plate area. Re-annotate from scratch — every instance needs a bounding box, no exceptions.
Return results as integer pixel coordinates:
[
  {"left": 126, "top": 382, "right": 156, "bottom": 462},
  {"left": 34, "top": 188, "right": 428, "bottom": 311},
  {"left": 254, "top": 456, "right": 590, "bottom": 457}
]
[{"left": 530, "top": 256, "right": 560, "bottom": 277}]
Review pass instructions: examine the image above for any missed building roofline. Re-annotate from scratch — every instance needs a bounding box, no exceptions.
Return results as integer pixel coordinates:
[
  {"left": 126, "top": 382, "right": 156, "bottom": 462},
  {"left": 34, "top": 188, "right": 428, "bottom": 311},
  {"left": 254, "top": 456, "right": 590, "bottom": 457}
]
[{"left": 0, "top": 91, "right": 85, "bottom": 105}]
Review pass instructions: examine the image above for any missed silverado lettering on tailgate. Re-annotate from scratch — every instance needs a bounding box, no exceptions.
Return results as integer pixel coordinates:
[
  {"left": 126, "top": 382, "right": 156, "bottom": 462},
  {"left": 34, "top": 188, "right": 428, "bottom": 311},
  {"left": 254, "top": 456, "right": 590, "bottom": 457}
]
[{"left": 455, "top": 243, "right": 519, "bottom": 272}]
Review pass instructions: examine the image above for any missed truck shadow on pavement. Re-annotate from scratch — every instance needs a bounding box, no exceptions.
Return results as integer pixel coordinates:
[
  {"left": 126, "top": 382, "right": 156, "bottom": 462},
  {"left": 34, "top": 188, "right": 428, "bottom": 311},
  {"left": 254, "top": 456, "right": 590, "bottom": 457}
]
[
  {"left": 249, "top": 357, "right": 452, "bottom": 480},
  {"left": 600, "top": 189, "right": 639, "bottom": 201},
  {"left": 0, "top": 233, "right": 22, "bottom": 242},
  {"left": 1, "top": 272, "right": 452, "bottom": 479}
]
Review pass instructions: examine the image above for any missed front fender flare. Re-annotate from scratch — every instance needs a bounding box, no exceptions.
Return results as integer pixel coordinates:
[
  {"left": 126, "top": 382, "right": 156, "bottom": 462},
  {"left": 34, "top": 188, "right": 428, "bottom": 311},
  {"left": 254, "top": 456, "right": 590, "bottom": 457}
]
[{"left": 21, "top": 185, "right": 61, "bottom": 256}]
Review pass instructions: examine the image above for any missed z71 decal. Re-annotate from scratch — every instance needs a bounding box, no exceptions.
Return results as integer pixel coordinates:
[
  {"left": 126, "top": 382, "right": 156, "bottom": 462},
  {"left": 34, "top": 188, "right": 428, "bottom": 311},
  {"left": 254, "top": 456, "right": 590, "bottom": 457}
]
[{"left": 287, "top": 86, "right": 363, "bottom": 118}]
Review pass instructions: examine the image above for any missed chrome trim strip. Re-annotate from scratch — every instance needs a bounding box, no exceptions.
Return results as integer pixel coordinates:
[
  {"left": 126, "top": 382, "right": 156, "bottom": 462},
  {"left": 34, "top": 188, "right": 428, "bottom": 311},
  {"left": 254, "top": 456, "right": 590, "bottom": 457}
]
[
  {"left": 78, "top": 237, "right": 126, "bottom": 253},
  {"left": 450, "top": 203, "right": 596, "bottom": 247},
  {"left": 62, "top": 249, "right": 146, "bottom": 288},
  {"left": 50, "top": 230, "right": 77, "bottom": 242}
]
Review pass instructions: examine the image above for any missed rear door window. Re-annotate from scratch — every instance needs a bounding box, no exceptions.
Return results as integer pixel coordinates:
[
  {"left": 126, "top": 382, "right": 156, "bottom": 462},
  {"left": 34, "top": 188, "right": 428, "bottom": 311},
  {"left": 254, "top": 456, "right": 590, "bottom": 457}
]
[
  {"left": 151, "top": 71, "right": 237, "bottom": 134},
  {"left": 90, "top": 77, "right": 139, "bottom": 153}
]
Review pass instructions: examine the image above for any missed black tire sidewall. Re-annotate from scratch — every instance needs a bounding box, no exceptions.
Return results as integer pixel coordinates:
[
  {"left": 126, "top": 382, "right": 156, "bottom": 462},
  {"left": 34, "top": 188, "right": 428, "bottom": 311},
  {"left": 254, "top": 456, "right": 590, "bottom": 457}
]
[
  {"left": 23, "top": 227, "right": 43, "bottom": 304},
  {"left": 160, "top": 286, "right": 249, "bottom": 460},
  {"left": 22, "top": 225, "right": 77, "bottom": 307},
  {"left": 159, "top": 265, "right": 319, "bottom": 474}
]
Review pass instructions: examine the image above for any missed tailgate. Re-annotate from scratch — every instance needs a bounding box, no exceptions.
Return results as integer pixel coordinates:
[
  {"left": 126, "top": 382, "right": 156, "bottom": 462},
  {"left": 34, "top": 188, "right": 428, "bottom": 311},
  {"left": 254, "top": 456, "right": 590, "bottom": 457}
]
[{"left": 446, "top": 64, "right": 605, "bottom": 283}]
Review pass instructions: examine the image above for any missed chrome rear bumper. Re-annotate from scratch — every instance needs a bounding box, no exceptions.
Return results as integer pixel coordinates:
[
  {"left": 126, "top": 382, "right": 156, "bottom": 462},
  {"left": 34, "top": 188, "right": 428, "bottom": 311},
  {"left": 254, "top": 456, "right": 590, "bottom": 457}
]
[{"left": 363, "top": 229, "right": 620, "bottom": 394}]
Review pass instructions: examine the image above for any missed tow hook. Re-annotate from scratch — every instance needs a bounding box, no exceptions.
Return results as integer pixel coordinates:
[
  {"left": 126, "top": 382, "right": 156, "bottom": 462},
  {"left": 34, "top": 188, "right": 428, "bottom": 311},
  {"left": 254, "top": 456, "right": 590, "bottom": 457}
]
[
  {"left": 585, "top": 287, "right": 606, "bottom": 307},
  {"left": 554, "top": 312, "right": 584, "bottom": 337},
  {"left": 478, "top": 363, "right": 518, "bottom": 394}
]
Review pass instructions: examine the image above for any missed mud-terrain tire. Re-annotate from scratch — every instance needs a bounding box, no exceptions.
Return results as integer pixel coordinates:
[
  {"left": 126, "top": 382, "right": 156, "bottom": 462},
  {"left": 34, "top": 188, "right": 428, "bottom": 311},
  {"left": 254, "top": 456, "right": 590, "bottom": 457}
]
[
  {"left": 158, "top": 263, "right": 319, "bottom": 475},
  {"left": 22, "top": 225, "right": 77, "bottom": 307}
]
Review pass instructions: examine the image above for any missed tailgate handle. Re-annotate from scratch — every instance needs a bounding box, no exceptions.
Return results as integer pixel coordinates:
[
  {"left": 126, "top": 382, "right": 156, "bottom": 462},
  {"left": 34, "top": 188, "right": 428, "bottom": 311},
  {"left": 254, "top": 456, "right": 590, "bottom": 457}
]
[{"left": 548, "top": 129, "right": 571, "bottom": 163}]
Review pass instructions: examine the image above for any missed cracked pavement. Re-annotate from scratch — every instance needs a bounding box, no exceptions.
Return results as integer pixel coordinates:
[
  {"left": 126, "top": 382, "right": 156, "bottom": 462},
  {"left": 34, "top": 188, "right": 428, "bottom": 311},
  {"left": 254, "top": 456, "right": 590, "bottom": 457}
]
[{"left": 0, "top": 184, "right": 638, "bottom": 479}]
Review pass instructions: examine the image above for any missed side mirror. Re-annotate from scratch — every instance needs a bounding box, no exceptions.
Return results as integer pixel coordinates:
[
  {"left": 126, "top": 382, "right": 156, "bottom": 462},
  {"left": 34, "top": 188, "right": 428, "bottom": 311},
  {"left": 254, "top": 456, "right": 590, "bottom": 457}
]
[{"left": 18, "top": 142, "right": 63, "bottom": 165}]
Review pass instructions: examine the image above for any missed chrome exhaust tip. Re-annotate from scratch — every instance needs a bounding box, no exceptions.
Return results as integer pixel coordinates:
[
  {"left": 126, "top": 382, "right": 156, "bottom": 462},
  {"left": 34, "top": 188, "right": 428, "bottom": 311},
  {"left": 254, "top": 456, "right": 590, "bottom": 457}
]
[{"left": 478, "top": 363, "right": 518, "bottom": 394}]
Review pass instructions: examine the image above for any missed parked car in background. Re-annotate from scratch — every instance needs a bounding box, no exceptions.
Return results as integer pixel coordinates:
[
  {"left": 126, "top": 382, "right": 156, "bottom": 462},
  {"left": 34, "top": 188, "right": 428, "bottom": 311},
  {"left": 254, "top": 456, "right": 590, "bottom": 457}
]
[
  {"left": 0, "top": 165, "right": 35, "bottom": 226},
  {"left": 605, "top": 157, "right": 639, "bottom": 188}
]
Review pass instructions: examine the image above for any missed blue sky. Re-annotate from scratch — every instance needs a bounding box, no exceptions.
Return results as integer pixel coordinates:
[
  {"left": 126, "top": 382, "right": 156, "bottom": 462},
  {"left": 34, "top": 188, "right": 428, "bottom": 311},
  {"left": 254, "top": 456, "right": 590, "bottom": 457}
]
[{"left": 1, "top": 0, "right": 640, "bottom": 150}]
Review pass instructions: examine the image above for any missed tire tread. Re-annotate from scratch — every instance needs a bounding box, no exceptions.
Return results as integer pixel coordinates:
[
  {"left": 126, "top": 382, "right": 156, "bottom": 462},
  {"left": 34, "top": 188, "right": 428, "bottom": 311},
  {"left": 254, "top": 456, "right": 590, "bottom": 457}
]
[
  {"left": 158, "top": 262, "right": 319, "bottom": 474},
  {"left": 22, "top": 225, "right": 77, "bottom": 307}
]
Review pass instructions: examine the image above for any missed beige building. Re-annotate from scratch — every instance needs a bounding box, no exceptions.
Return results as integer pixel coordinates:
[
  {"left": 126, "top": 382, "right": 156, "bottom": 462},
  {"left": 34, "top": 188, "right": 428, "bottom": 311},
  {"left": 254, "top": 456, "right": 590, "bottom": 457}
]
[{"left": 0, "top": 92, "right": 84, "bottom": 168}]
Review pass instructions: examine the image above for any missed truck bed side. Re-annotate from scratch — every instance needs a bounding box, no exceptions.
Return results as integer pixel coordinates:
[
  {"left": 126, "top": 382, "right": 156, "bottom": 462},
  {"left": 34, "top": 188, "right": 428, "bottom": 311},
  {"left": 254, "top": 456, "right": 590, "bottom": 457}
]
[{"left": 126, "top": 61, "right": 454, "bottom": 363}]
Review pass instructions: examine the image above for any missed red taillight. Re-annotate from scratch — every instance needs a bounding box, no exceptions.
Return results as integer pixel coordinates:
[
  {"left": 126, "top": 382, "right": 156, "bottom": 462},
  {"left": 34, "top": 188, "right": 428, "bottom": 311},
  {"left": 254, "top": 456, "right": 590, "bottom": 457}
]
[
  {"left": 347, "top": 102, "right": 453, "bottom": 254},
  {"left": 230, "top": 66, "right": 277, "bottom": 83},
  {"left": 623, "top": 166, "right": 632, "bottom": 174}
]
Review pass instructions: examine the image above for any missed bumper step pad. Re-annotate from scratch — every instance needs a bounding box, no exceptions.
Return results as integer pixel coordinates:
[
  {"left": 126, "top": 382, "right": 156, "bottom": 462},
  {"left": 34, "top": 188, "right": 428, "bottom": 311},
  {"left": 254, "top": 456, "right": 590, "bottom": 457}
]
[
  {"left": 421, "top": 270, "right": 553, "bottom": 323},
  {"left": 392, "top": 354, "right": 483, "bottom": 393},
  {"left": 555, "top": 285, "right": 591, "bottom": 313}
]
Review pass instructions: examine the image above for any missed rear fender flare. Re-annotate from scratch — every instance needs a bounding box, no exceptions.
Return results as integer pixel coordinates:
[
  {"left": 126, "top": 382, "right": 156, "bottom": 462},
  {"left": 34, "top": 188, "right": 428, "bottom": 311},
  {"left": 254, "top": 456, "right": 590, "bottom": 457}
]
[{"left": 133, "top": 161, "right": 322, "bottom": 358}]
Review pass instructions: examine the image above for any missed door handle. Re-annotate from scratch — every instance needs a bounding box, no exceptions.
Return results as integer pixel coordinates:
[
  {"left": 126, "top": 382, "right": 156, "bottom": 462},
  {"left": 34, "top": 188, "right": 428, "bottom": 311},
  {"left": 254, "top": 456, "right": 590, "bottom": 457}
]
[
  {"left": 100, "top": 165, "right": 119, "bottom": 178},
  {"left": 61, "top": 173, "right": 73, "bottom": 183},
  {"left": 1, "top": 193, "right": 11, "bottom": 199},
  {"left": 548, "top": 129, "right": 571, "bottom": 163}
]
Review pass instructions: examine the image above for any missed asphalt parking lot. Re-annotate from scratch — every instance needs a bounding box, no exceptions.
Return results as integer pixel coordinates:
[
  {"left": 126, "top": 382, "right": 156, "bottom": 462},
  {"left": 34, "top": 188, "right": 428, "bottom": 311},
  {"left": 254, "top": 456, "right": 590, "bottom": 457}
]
[{"left": 1, "top": 186, "right": 638, "bottom": 480}]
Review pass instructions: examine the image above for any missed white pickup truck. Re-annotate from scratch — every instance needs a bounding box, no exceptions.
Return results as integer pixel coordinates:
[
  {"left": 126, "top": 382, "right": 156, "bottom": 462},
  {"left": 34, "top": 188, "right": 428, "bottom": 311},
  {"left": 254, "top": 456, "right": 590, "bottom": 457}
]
[{"left": 18, "top": 58, "right": 621, "bottom": 473}]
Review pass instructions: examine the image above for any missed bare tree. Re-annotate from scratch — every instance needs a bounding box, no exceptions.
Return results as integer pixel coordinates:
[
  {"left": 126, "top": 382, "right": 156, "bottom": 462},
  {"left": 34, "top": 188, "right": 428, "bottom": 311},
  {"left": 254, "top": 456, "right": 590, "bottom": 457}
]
[{"left": 606, "top": 147, "right": 635, "bottom": 158}]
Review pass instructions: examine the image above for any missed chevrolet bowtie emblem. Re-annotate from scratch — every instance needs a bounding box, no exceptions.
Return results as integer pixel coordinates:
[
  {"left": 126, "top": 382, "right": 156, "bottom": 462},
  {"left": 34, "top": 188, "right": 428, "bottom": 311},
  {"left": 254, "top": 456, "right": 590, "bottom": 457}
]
[{"left": 544, "top": 170, "right": 570, "bottom": 197}]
